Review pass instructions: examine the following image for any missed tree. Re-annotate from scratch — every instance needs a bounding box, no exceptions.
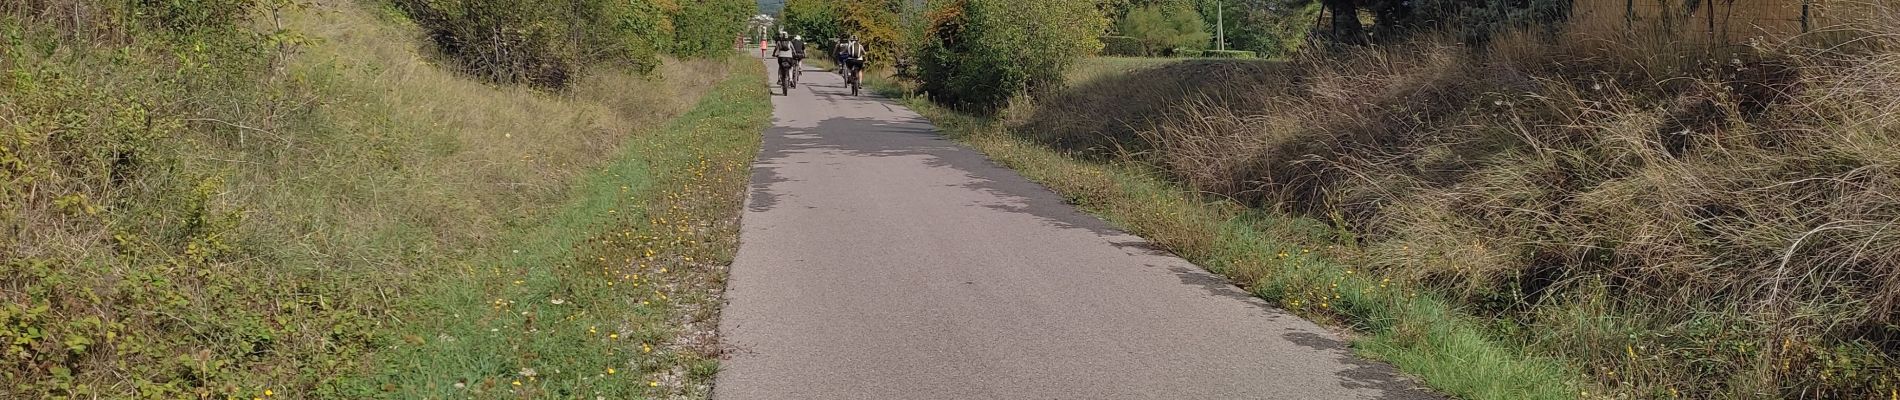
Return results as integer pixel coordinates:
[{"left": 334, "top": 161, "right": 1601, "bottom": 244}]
[{"left": 1117, "top": 4, "right": 1212, "bottom": 55}]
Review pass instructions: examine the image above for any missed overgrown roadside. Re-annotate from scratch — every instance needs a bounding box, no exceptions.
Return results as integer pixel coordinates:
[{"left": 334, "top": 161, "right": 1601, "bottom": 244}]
[
  {"left": 879, "top": 73, "right": 1584, "bottom": 399},
  {"left": 356, "top": 55, "right": 768, "bottom": 398},
  {"left": 2, "top": 0, "right": 760, "bottom": 397}
]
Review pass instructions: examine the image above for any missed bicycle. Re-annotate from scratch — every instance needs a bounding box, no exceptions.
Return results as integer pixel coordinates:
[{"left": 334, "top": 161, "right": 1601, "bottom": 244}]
[
  {"left": 778, "top": 59, "right": 797, "bottom": 96},
  {"left": 841, "top": 57, "right": 862, "bottom": 96}
]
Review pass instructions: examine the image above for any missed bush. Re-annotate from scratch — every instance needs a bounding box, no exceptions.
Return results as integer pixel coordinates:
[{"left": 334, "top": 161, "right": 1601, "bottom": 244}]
[
  {"left": 1115, "top": 3, "right": 1207, "bottom": 56},
  {"left": 1200, "top": 49, "right": 1256, "bottom": 58},
  {"left": 917, "top": 0, "right": 1106, "bottom": 113},
  {"left": 392, "top": 0, "right": 751, "bottom": 88},
  {"left": 1101, "top": 35, "right": 1143, "bottom": 56}
]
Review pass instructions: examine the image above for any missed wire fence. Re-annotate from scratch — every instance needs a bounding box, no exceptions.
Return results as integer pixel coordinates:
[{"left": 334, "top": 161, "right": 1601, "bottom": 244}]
[{"left": 1570, "top": 0, "right": 1844, "bottom": 45}]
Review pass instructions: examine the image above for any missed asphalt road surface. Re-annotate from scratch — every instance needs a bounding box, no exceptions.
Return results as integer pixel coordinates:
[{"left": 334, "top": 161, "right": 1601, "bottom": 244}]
[{"left": 713, "top": 57, "right": 1441, "bottom": 399}]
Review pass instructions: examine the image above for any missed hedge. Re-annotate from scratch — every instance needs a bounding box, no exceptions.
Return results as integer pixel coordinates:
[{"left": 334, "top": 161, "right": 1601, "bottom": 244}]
[
  {"left": 1101, "top": 35, "right": 1143, "bottom": 56},
  {"left": 1201, "top": 49, "right": 1257, "bottom": 59}
]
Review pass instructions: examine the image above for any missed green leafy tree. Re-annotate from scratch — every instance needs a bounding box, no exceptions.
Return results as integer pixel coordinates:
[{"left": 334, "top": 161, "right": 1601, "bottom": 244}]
[
  {"left": 783, "top": 0, "right": 915, "bottom": 65},
  {"left": 673, "top": 0, "right": 756, "bottom": 57},
  {"left": 1117, "top": 4, "right": 1211, "bottom": 55}
]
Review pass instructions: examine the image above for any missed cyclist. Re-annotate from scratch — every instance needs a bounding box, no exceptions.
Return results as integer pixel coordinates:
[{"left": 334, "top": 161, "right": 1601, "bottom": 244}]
[
  {"left": 773, "top": 31, "right": 797, "bottom": 89},
  {"left": 832, "top": 39, "right": 847, "bottom": 70},
  {"left": 790, "top": 35, "right": 808, "bottom": 88},
  {"left": 837, "top": 35, "right": 866, "bottom": 86}
]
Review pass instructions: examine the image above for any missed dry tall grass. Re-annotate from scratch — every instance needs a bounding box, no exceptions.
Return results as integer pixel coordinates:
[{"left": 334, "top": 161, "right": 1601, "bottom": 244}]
[{"left": 1017, "top": 2, "right": 1899, "bottom": 397}]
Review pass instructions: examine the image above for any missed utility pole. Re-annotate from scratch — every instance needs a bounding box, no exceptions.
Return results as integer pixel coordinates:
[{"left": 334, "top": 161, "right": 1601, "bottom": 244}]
[{"left": 1216, "top": 1, "right": 1225, "bottom": 51}]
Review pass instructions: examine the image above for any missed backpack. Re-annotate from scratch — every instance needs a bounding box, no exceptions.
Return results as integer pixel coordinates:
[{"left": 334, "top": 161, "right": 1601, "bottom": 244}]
[{"left": 773, "top": 40, "right": 794, "bottom": 58}]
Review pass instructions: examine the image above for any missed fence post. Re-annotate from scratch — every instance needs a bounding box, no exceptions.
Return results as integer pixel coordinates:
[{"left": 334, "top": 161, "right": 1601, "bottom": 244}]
[
  {"left": 1625, "top": 0, "right": 1634, "bottom": 31},
  {"left": 1801, "top": 0, "right": 1811, "bottom": 33}
]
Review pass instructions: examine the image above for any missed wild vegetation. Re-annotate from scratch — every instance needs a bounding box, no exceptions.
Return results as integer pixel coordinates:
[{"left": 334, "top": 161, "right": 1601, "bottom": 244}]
[
  {"left": 3, "top": 0, "right": 758, "bottom": 397},
  {"left": 391, "top": 0, "right": 753, "bottom": 87}
]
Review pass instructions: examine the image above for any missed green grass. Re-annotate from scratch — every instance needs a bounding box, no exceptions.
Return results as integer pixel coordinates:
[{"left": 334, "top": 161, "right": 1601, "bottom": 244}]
[
  {"left": 356, "top": 55, "right": 768, "bottom": 398},
  {"left": 887, "top": 77, "right": 1588, "bottom": 400}
]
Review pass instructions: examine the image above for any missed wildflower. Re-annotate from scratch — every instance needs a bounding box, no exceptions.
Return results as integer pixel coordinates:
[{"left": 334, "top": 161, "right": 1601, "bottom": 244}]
[
  {"left": 609, "top": 333, "right": 619, "bottom": 340},
  {"left": 265, "top": 389, "right": 274, "bottom": 396},
  {"left": 513, "top": 380, "right": 522, "bottom": 386},
  {"left": 642, "top": 343, "right": 652, "bottom": 353},
  {"left": 649, "top": 381, "right": 659, "bottom": 387},
  {"left": 607, "top": 368, "right": 616, "bottom": 374}
]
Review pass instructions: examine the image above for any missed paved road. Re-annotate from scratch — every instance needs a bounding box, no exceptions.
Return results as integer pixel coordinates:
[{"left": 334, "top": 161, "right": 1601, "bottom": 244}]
[{"left": 714, "top": 58, "right": 1440, "bottom": 399}]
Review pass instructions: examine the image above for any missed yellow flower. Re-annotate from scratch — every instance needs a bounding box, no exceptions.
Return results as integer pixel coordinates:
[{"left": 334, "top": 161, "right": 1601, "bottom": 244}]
[
  {"left": 642, "top": 343, "right": 652, "bottom": 353},
  {"left": 648, "top": 381, "right": 659, "bottom": 387},
  {"left": 265, "top": 389, "right": 274, "bottom": 396},
  {"left": 512, "top": 380, "right": 522, "bottom": 386},
  {"left": 609, "top": 333, "right": 619, "bottom": 340},
  {"left": 607, "top": 368, "right": 616, "bottom": 374}
]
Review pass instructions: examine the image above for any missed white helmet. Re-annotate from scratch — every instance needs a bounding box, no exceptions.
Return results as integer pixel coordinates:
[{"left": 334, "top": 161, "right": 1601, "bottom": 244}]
[{"left": 794, "top": 35, "right": 802, "bottom": 41}]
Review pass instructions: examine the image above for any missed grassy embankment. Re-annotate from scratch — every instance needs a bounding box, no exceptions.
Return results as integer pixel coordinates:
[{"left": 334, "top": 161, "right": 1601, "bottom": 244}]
[
  {"left": 3, "top": 1, "right": 765, "bottom": 397},
  {"left": 882, "top": 11, "right": 1899, "bottom": 399}
]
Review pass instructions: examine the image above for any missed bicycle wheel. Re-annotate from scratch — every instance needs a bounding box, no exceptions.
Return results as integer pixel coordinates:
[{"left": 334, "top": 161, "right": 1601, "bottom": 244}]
[{"left": 850, "top": 73, "right": 860, "bottom": 96}]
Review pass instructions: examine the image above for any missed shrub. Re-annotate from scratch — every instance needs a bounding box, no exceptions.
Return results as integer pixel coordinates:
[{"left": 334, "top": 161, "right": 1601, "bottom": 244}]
[
  {"left": 1101, "top": 35, "right": 1143, "bottom": 56},
  {"left": 393, "top": 0, "right": 581, "bottom": 87},
  {"left": 1201, "top": 49, "right": 1256, "bottom": 58},
  {"left": 917, "top": 0, "right": 1106, "bottom": 113},
  {"left": 1172, "top": 48, "right": 1203, "bottom": 57},
  {"left": 1116, "top": 3, "right": 1208, "bottom": 56},
  {"left": 392, "top": 0, "right": 751, "bottom": 87}
]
